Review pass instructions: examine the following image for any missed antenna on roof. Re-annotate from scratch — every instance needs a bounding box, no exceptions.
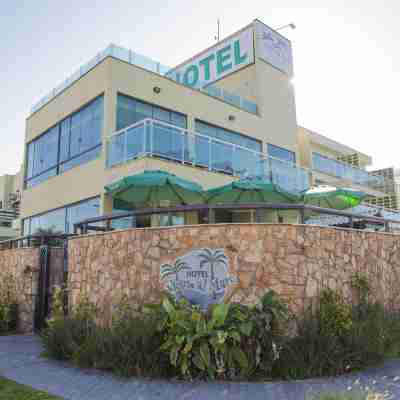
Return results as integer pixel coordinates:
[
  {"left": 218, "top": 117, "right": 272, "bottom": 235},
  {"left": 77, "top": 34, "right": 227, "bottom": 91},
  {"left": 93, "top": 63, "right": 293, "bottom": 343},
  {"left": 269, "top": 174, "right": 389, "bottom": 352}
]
[{"left": 214, "top": 19, "right": 220, "bottom": 42}]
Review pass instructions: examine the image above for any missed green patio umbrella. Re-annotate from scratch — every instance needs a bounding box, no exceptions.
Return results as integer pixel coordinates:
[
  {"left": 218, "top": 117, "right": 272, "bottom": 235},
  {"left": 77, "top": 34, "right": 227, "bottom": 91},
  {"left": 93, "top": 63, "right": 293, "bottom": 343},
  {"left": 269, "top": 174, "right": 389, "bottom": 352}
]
[
  {"left": 302, "top": 186, "right": 365, "bottom": 210},
  {"left": 206, "top": 179, "right": 300, "bottom": 205},
  {"left": 105, "top": 170, "right": 206, "bottom": 207}
]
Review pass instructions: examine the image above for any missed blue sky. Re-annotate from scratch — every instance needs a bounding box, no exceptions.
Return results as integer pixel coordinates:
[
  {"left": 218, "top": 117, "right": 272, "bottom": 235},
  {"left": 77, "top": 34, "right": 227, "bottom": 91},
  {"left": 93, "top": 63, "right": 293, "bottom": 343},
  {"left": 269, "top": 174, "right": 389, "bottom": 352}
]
[{"left": 1, "top": 0, "right": 399, "bottom": 175}]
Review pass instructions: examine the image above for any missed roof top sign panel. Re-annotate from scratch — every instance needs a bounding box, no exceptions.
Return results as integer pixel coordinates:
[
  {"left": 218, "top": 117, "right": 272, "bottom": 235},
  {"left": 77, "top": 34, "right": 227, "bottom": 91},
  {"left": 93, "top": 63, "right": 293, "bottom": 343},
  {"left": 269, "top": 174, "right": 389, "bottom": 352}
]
[
  {"left": 254, "top": 20, "right": 293, "bottom": 77},
  {"left": 166, "top": 25, "right": 255, "bottom": 89}
]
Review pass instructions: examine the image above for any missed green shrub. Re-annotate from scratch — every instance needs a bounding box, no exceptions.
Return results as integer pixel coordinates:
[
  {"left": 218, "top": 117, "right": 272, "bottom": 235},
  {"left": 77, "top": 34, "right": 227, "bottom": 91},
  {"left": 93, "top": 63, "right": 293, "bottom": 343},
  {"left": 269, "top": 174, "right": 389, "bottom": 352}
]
[
  {"left": 146, "top": 290, "right": 289, "bottom": 380},
  {"left": 0, "top": 274, "right": 18, "bottom": 334},
  {"left": 319, "top": 289, "right": 352, "bottom": 337},
  {"left": 73, "top": 315, "right": 171, "bottom": 377},
  {"left": 151, "top": 298, "right": 250, "bottom": 379},
  {"left": 0, "top": 303, "right": 18, "bottom": 334},
  {"left": 273, "top": 289, "right": 400, "bottom": 380},
  {"left": 41, "top": 316, "right": 91, "bottom": 360},
  {"left": 272, "top": 311, "right": 351, "bottom": 379},
  {"left": 41, "top": 284, "right": 400, "bottom": 382},
  {"left": 42, "top": 294, "right": 96, "bottom": 360}
]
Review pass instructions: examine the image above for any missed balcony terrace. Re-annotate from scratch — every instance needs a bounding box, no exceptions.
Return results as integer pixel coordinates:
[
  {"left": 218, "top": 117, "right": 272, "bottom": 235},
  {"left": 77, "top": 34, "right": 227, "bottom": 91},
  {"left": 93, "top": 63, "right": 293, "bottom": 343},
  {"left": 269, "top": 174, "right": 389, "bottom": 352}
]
[
  {"left": 106, "top": 119, "right": 310, "bottom": 194},
  {"left": 106, "top": 119, "right": 387, "bottom": 197},
  {"left": 312, "top": 152, "right": 385, "bottom": 195},
  {"left": 30, "top": 44, "right": 257, "bottom": 115}
]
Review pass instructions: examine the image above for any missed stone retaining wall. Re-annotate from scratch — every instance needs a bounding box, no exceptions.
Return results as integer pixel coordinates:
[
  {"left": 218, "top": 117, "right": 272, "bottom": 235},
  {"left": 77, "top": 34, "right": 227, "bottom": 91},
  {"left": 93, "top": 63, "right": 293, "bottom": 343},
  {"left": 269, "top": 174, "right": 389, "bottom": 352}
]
[
  {"left": 0, "top": 248, "right": 40, "bottom": 333},
  {"left": 68, "top": 224, "right": 400, "bottom": 322}
]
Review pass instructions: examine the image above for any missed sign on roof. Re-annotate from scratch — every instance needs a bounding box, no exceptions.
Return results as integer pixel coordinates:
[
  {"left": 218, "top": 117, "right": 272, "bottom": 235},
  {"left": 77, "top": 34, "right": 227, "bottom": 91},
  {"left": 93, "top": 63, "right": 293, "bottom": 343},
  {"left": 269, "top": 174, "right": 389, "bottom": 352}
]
[
  {"left": 166, "top": 25, "right": 254, "bottom": 89},
  {"left": 254, "top": 20, "right": 293, "bottom": 76}
]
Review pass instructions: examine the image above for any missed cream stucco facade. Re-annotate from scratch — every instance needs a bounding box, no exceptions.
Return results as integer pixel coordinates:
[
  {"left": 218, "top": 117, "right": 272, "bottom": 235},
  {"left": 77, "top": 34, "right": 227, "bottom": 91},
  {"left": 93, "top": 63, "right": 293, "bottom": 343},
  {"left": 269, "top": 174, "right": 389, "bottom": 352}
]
[{"left": 22, "top": 47, "right": 299, "bottom": 222}]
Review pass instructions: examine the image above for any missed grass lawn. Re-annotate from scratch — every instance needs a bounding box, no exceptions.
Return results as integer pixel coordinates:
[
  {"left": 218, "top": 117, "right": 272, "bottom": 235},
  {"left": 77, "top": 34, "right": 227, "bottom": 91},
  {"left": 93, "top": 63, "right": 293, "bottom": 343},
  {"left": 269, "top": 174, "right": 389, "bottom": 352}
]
[{"left": 0, "top": 377, "right": 62, "bottom": 399}]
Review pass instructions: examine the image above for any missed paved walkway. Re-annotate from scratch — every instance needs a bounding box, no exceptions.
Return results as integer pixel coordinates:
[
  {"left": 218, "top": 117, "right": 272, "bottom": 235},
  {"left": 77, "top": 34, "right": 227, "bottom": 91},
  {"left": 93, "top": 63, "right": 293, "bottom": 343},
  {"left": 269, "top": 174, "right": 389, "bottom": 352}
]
[{"left": 1, "top": 335, "right": 400, "bottom": 400}]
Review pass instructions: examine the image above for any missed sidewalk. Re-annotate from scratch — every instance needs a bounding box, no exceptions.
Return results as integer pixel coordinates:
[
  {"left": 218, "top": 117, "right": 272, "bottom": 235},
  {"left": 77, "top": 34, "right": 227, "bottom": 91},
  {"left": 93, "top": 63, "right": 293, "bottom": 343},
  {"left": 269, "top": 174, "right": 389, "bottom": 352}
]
[{"left": 1, "top": 335, "right": 400, "bottom": 400}]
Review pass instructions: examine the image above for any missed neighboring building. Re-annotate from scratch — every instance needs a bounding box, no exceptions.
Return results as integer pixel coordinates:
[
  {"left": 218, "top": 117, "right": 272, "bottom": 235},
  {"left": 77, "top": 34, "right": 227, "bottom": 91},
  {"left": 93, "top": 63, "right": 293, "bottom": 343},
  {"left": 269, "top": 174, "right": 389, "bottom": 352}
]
[
  {"left": 297, "top": 127, "right": 384, "bottom": 196},
  {"left": 20, "top": 19, "right": 386, "bottom": 235},
  {"left": 0, "top": 172, "right": 22, "bottom": 239},
  {"left": 365, "top": 167, "right": 400, "bottom": 210}
]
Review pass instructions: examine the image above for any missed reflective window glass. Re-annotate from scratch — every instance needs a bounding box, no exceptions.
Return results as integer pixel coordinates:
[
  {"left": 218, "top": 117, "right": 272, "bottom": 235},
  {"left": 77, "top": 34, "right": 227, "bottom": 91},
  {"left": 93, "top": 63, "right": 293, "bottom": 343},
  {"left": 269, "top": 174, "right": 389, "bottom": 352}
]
[
  {"left": 117, "top": 94, "right": 187, "bottom": 130},
  {"left": 267, "top": 144, "right": 296, "bottom": 164},
  {"left": 195, "top": 120, "right": 261, "bottom": 153},
  {"left": 24, "top": 197, "right": 100, "bottom": 235},
  {"left": 25, "top": 96, "right": 103, "bottom": 188},
  {"left": 66, "top": 197, "right": 100, "bottom": 233}
]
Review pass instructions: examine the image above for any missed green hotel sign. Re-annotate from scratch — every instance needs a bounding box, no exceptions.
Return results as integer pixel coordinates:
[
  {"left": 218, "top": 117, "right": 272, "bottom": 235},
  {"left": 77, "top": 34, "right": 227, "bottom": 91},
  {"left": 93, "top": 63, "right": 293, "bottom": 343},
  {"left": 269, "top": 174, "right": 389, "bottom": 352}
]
[{"left": 167, "top": 26, "right": 254, "bottom": 89}]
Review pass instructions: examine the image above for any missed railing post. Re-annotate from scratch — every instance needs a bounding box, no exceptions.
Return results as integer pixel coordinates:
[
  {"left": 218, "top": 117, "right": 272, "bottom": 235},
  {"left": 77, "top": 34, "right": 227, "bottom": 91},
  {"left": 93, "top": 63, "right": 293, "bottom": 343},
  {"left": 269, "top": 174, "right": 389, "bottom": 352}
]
[
  {"left": 143, "top": 121, "right": 147, "bottom": 154},
  {"left": 268, "top": 157, "right": 273, "bottom": 183},
  {"left": 168, "top": 212, "right": 172, "bottom": 226},
  {"left": 106, "top": 219, "right": 111, "bottom": 231},
  {"left": 232, "top": 145, "right": 237, "bottom": 175},
  {"left": 208, "top": 206, "right": 215, "bottom": 224},
  {"left": 124, "top": 129, "right": 128, "bottom": 164},
  {"left": 208, "top": 138, "right": 212, "bottom": 171},
  {"left": 150, "top": 120, "right": 154, "bottom": 155},
  {"left": 299, "top": 208, "right": 305, "bottom": 224},
  {"left": 182, "top": 131, "right": 185, "bottom": 163},
  {"left": 385, "top": 221, "right": 390, "bottom": 233},
  {"left": 349, "top": 217, "right": 354, "bottom": 229}
]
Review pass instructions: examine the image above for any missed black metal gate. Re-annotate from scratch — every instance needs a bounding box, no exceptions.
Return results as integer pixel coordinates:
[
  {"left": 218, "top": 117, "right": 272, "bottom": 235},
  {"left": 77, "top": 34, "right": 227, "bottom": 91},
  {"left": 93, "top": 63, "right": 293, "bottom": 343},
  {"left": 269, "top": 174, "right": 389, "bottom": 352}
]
[
  {"left": 34, "top": 240, "right": 69, "bottom": 331},
  {"left": 34, "top": 245, "right": 50, "bottom": 331}
]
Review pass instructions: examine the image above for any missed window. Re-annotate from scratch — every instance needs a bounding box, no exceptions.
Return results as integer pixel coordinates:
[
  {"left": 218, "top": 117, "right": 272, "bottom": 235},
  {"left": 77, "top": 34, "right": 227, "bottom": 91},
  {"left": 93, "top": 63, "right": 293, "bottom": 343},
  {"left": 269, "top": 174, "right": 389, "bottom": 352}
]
[
  {"left": 116, "top": 94, "right": 187, "bottom": 131},
  {"left": 65, "top": 197, "right": 100, "bottom": 233},
  {"left": 23, "top": 197, "right": 100, "bottom": 235},
  {"left": 267, "top": 144, "right": 296, "bottom": 164},
  {"left": 25, "top": 96, "right": 103, "bottom": 188},
  {"left": 195, "top": 120, "right": 261, "bottom": 152}
]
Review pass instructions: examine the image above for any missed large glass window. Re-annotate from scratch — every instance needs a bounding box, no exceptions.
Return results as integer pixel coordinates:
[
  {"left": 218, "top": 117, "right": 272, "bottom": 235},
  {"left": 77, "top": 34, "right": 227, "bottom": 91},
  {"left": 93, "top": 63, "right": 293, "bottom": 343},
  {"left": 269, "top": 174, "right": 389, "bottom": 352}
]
[
  {"left": 23, "top": 197, "right": 100, "bottom": 235},
  {"left": 195, "top": 120, "right": 261, "bottom": 153},
  {"left": 65, "top": 197, "right": 101, "bottom": 233},
  {"left": 267, "top": 144, "right": 296, "bottom": 164},
  {"left": 116, "top": 94, "right": 187, "bottom": 131},
  {"left": 25, "top": 96, "right": 103, "bottom": 188}
]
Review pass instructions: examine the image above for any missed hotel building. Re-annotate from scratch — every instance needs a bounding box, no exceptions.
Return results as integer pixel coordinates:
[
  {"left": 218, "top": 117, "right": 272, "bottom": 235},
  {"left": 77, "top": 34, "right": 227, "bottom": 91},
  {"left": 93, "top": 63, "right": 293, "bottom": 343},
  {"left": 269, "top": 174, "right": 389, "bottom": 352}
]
[{"left": 20, "top": 19, "right": 386, "bottom": 234}]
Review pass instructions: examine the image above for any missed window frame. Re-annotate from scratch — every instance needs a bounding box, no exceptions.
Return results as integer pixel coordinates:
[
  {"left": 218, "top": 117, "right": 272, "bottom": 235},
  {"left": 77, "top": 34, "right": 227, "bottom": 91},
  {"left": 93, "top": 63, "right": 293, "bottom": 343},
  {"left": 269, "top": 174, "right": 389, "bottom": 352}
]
[
  {"left": 22, "top": 196, "right": 101, "bottom": 235},
  {"left": 116, "top": 93, "right": 188, "bottom": 131},
  {"left": 194, "top": 119, "right": 262, "bottom": 153},
  {"left": 25, "top": 95, "right": 104, "bottom": 188},
  {"left": 267, "top": 143, "right": 296, "bottom": 164}
]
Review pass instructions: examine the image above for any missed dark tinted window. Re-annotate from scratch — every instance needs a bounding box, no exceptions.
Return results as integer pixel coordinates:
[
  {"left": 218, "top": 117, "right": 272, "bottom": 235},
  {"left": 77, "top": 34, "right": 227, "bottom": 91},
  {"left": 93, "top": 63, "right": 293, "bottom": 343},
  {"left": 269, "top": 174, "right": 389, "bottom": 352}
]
[
  {"left": 25, "top": 96, "right": 103, "bottom": 188},
  {"left": 267, "top": 143, "right": 296, "bottom": 164},
  {"left": 195, "top": 120, "right": 261, "bottom": 153},
  {"left": 117, "top": 94, "right": 187, "bottom": 130}
]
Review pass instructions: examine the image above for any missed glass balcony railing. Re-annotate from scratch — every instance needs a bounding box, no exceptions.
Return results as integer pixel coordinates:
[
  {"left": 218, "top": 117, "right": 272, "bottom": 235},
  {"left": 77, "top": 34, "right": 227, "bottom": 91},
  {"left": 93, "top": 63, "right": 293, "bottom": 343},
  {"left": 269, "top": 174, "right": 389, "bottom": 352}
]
[
  {"left": 31, "top": 44, "right": 257, "bottom": 115},
  {"left": 312, "top": 153, "right": 384, "bottom": 189},
  {"left": 106, "top": 119, "right": 310, "bottom": 194}
]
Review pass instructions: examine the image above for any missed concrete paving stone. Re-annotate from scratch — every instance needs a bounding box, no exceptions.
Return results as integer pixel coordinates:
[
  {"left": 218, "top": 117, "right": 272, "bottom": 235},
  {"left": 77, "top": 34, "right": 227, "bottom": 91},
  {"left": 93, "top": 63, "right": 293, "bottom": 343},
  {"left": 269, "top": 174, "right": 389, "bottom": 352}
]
[{"left": 1, "top": 335, "right": 400, "bottom": 399}]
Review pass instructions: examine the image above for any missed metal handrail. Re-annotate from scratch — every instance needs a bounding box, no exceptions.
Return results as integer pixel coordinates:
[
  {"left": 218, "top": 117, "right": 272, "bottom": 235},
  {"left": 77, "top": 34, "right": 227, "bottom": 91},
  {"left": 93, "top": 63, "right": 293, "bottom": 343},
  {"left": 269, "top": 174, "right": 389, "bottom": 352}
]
[
  {"left": 73, "top": 202, "right": 400, "bottom": 235},
  {"left": 0, "top": 233, "right": 76, "bottom": 251}
]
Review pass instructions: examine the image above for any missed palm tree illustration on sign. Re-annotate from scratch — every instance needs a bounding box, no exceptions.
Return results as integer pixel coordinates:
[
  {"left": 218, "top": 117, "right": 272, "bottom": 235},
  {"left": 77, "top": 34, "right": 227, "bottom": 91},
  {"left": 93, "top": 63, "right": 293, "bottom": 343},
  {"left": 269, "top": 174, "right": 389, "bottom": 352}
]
[
  {"left": 198, "top": 248, "right": 228, "bottom": 298},
  {"left": 160, "top": 259, "right": 189, "bottom": 293}
]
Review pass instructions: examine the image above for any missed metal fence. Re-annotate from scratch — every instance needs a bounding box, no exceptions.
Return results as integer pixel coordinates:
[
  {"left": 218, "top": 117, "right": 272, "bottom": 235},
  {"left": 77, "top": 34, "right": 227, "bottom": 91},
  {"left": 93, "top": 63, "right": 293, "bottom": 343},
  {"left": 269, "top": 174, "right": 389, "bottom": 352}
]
[
  {"left": 31, "top": 44, "right": 257, "bottom": 116},
  {"left": 72, "top": 203, "right": 400, "bottom": 235},
  {"left": 106, "top": 119, "right": 310, "bottom": 194},
  {"left": 0, "top": 234, "right": 75, "bottom": 251}
]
